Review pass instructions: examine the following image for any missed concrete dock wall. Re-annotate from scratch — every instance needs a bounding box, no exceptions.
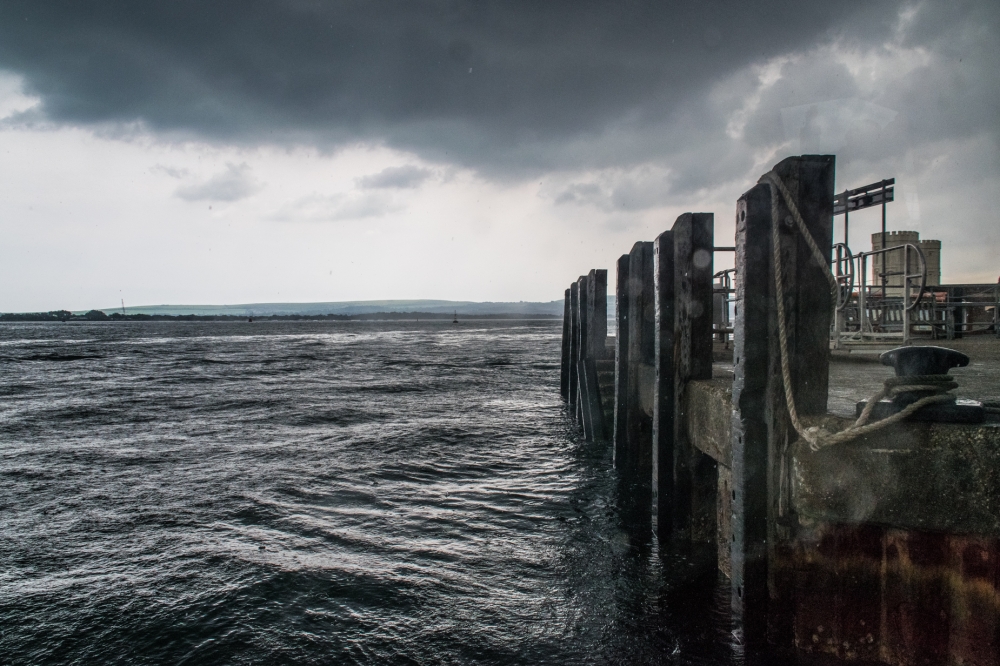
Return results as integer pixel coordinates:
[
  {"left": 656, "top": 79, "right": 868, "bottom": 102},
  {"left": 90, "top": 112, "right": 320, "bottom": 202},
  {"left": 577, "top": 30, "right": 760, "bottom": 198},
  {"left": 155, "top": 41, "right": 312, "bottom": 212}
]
[{"left": 559, "top": 153, "right": 1000, "bottom": 665}]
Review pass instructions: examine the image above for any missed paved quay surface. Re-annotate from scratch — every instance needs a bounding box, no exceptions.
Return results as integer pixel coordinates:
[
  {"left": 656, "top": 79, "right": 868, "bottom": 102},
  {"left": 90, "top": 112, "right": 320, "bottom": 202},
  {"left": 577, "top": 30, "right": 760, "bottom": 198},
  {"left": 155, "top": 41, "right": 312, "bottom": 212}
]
[{"left": 713, "top": 336, "right": 1000, "bottom": 419}]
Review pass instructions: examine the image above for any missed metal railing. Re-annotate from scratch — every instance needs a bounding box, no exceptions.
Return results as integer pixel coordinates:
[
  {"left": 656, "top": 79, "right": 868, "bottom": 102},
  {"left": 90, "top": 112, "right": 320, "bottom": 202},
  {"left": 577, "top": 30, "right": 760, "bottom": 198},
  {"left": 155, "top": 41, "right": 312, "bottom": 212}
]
[
  {"left": 713, "top": 268, "right": 736, "bottom": 347},
  {"left": 713, "top": 242, "right": 998, "bottom": 348},
  {"left": 834, "top": 243, "right": 927, "bottom": 345}
]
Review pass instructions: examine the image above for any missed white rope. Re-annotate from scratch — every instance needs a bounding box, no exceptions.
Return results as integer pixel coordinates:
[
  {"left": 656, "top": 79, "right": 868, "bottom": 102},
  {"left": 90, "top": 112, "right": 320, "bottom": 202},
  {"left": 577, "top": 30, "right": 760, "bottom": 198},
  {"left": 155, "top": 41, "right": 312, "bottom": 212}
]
[{"left": 758, "top": 172, "right": 954, "bottom": 451}]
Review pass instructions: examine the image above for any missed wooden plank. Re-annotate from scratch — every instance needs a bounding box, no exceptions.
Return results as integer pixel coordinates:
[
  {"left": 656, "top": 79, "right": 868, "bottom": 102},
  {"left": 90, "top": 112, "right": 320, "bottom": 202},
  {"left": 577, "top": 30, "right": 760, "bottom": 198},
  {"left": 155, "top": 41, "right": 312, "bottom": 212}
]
[
  {"left": 672, "top": 212, "right": 715, "bottom": 539},
  {"left": 730, "top": 155, "right": 835, "bottom": 660},
  {"left": 582, "top": 358, "right": 607, "bottom": 442},
  {"left": 578, "top": 359, "right": 595, "bottom": 440},
  {"left": 569, "top": 282, "right": 580, "bottom": 415},
  {"left": 587, "top": 269, "right": 608, "bottom": 360},
  {"left": 560, "top": 288, "right": 570, "bottom": 401},
  {"left": 773, "top": 156, "right": 834, "bottom": 417},
  {"left": 614, "top": 254, "right": 630, "bottom": 469},
  {"left": 731, "top": 179, "right": 776, "bottom": 661},
  {"left": 652, "top": 230, "right": 675, "bottom": 538},
  {"left": 576, "top": 275, "right": 590, "bottom": 428},
  {"left": 626, "top": 241, "right": 655, "bottom": 523}
]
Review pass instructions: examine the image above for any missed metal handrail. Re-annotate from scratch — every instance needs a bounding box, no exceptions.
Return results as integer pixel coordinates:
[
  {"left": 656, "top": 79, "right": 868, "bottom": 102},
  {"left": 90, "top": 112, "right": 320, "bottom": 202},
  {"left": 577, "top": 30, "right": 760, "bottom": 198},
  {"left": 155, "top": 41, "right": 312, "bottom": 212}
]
[
  {"left": 833, "top": 243, "right": 928, "bottom": 345},
  {"left": 858, "top": 243, "right": 926, "bottom": 311},
  {"left": 713, "top": 268, "right": 736, "bottom": 292},
  {"left": 832, "top": 242, "right": 854, "bottom": 312}
]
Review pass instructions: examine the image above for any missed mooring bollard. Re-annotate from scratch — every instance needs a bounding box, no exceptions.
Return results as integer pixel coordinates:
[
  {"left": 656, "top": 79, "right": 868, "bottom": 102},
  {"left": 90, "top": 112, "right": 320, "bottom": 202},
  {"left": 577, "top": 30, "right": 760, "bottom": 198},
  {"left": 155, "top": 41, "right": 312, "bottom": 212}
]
[
  {"left": 614, "top": 254, "right": 631, "bottom": 469},
  {"left": 652, "top": 230, "right": 675, "bottom": 537},
  {"left": 730, "top": 155, "right": 834, "bottom": 660}
]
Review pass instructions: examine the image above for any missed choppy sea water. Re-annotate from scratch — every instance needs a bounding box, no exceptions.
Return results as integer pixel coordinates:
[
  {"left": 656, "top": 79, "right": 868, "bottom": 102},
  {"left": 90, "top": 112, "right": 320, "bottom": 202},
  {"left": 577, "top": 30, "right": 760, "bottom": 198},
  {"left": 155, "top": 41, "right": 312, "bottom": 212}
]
[{"left": 1, "top": 321, "right": 732, "bottom": 665}]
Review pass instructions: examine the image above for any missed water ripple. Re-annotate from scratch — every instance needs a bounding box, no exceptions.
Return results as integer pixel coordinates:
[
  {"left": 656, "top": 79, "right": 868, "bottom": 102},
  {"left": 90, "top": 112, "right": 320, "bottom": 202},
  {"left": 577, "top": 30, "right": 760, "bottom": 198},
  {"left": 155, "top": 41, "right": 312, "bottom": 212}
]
[{"left": 1, "top": 321, "right": 734, "bottom": 665}]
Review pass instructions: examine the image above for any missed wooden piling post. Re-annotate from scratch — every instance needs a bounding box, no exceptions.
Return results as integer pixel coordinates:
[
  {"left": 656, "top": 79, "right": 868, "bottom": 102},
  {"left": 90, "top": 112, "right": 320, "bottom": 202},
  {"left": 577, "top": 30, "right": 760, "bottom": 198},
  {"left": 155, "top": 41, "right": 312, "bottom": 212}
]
[
  {"left": 730, "top": 155, "right": 834, "bottom": 660},
  {"left": 652, "top": 230, "right": 675, "bottom": 538},
  {"left": 569, "top": 282, "right": 580, "bottom": 414},
  {"left": 625, "top": 241, "right": 655, "bottom": 520},
  {"left": 614, "top": 255, "right": 631, "bottom": 469},
  {"left": 587, "top": 269, "right": 608, "bottom": 360},
  {"left": 580, "top": 269, "right": 609, "bottom": 441},
  {"left": 576, "top": 275, "right": 592, "bottom": 435},
  {"left": 672, "top": 213, "right": 716, "bottom": 541},
  {"left": 561, "top": 288, "right": 571, "bottom": 401}
]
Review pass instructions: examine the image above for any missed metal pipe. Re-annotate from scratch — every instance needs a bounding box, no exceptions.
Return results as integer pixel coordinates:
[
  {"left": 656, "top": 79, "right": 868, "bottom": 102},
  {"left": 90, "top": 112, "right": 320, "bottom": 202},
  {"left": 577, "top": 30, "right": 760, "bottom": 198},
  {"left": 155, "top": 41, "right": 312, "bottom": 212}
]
[
  {"left": 881, "top": 183, "right": 888, "bottom": 302},
  {"left": 844, "top": 190, "right": 849, "bottom": 247},
  {"left": 903, "top": 244, "right": 910, "bottom": 344}
]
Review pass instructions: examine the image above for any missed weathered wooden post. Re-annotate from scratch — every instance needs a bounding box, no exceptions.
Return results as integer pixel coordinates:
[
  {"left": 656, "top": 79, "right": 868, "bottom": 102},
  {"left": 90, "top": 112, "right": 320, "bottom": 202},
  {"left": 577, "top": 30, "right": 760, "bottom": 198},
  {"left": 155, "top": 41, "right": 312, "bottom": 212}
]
[
  {"left": 730, "top": 155, "right": 834, "bottom": 660},
  {"left": 672, "top": 213, "right": 716, "bottom": 542},
  {"left": 652, "top": 230, "right": 675, "bottom": 538},
  {"left": 625, "top": 241, "right": 655, "bottom": 523},
  {"left": 613, "top": 255, "right": 631, "bottom": 468},
  {"left": 576, "top": 275, "right": 593, "bottom": 436},
  {"left": 560, "top": 288, "right": 571, "bottom": 401},
  {"left": 586, "top": 269, "right": 608, "bottom": 360},
  {"left": 579, "top": 269, "right": 609, "bottom": 441},
  {"left": 569, "top": 282, "right": 580, "bottom": 415}
]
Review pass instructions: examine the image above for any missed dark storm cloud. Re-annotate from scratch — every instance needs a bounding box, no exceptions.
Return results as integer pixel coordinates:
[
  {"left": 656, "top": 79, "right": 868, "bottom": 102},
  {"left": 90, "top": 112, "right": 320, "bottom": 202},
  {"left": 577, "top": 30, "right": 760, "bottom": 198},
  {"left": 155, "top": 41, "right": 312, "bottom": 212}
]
[
  {"left": 0, "top": 0, "right": 923, "bottom": 176},
  {"left": 740, "top": 6, "right": 1000, "bottom": 155}
]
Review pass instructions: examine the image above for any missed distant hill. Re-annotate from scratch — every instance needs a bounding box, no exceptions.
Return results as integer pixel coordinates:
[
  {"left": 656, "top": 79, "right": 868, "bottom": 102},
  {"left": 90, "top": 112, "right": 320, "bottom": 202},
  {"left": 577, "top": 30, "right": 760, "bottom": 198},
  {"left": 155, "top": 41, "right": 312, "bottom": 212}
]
[{"left": 90, "top": 299, "right": 571, "bottom": 317}]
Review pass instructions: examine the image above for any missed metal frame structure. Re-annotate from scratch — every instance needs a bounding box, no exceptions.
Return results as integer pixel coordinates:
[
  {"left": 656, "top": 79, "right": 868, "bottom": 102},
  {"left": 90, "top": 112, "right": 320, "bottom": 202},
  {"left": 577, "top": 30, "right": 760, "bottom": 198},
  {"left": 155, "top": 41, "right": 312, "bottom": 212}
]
[
  {"left": 712, "top": 267, "right": 736, "bottom": 347},
  {"left": 845, "top": 243, "right": 926, "bottom": 344},
  {"left": 711, "top": 176, "right": 998, "bottom": 347}
]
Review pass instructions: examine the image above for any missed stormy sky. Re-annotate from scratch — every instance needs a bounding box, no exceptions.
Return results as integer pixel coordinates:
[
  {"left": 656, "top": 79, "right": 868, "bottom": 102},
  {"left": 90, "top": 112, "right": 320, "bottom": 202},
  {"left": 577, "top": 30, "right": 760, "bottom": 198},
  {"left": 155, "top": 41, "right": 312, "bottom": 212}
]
[{"left": 1, "top": 1, "right": 997, "bottom": 310}]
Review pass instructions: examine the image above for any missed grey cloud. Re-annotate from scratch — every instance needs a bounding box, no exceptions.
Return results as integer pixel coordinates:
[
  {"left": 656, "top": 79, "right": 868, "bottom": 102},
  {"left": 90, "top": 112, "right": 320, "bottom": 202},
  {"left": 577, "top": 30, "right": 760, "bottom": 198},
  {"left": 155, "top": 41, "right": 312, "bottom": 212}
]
[
  {"left": 780, "top": 99, "right": 898, "bottom": 154},
  {"left": 357, "top": 165, "right": 432, "bottom": 189},
  {"left": 554, "top": 183, "right": 604, "bottom": 207},
  {"left": 151, "top": 164, "right": 189, "bottom": 179},
  {"left": 331, "top": 193, "right": 401, "bottom": 220},
  {"left": 269, "top": 192, "right": 401, "bottom": 223},
  {"left": 175, "top": 163, "right": 262, "bottom": 202},
  {"left": 553, "top": 169, "right": 677, "bottom": 213},
  {"left": 0, "top": 0, "right": 928, "bottom": 177},
  {"left": 740, "top": 2, "right": 999, "bottom": 158}
]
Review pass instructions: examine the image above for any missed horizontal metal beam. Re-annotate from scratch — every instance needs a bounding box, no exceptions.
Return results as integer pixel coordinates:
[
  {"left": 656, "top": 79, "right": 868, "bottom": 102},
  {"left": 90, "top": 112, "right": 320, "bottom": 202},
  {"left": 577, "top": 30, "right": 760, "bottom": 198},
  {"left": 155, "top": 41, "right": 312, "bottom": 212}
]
[{"left": 834, "top": 178, "right": 895, "bottom": 215}]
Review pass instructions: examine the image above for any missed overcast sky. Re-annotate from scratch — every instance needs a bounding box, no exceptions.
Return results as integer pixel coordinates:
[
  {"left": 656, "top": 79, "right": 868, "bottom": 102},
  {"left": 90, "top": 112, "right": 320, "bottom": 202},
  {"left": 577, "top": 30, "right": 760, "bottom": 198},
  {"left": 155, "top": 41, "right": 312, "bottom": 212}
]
[{"left": 1, "top": 0, "right": 997, "bottom": 311}]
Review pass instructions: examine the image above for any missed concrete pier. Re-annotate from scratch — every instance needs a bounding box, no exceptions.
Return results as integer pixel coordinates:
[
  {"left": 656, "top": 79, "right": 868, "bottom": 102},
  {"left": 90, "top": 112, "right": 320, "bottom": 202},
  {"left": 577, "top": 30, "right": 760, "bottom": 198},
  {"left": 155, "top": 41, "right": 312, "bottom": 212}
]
[{"left": 558, "top": 153, "right": 1000, "bottom": 665}]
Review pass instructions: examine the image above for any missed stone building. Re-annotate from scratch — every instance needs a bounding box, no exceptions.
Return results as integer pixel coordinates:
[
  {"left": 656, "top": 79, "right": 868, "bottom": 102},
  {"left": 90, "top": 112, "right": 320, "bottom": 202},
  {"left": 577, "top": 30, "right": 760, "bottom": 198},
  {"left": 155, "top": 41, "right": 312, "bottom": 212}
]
[{"left": 870, "top": 230, "right": 941, "bottom": 289}]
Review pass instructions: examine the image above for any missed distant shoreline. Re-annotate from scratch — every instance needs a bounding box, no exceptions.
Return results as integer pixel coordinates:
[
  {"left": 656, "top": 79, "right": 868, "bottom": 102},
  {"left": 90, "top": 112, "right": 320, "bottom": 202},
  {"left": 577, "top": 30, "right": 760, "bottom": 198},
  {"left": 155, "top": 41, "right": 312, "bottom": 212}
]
[{"left": 0, "top": 310, "right": 561, "bottom": 323}]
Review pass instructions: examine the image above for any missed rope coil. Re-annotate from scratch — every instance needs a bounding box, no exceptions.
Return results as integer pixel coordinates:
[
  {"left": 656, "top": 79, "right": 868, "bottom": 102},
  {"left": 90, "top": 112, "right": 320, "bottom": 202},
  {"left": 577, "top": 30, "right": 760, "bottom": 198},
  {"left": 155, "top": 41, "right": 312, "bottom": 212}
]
[{"left": 757, "top": 172, "right": 956, "bottom": 451}]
